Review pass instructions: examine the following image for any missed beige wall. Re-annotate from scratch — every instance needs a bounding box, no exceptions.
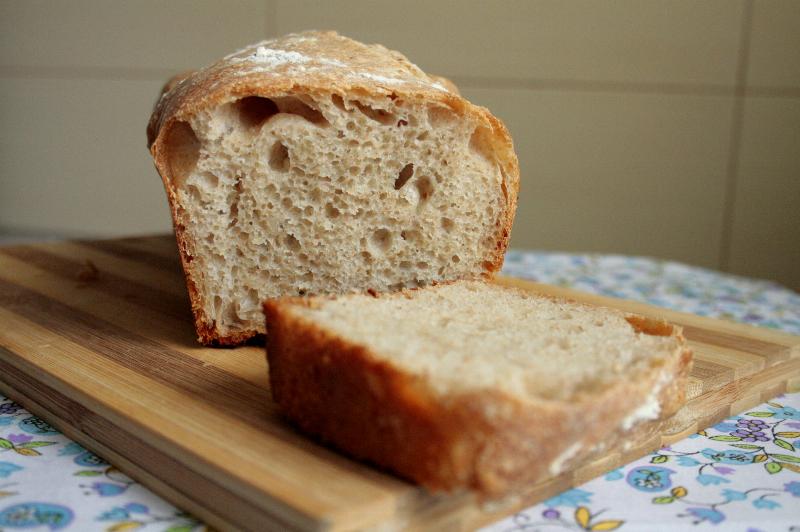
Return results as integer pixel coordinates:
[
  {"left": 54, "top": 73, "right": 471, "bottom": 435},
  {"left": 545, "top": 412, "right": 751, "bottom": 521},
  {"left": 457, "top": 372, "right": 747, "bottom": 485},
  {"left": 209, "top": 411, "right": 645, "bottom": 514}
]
[{"left": 1, "top": 1, "right": 798, "bottom": 289}]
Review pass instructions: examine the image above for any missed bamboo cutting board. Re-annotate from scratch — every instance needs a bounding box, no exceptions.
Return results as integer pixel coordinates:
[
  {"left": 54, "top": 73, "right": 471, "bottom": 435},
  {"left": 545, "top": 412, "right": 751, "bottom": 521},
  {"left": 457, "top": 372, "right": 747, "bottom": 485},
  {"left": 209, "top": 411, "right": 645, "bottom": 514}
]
[{"left": 0, "top": 236, "right": 798, "bottom": 531}]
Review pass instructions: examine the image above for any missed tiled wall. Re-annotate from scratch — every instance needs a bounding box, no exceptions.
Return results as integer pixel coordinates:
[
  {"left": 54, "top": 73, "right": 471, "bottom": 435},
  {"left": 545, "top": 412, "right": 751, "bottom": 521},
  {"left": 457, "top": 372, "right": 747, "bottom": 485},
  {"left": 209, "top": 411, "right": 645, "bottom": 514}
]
[{"left": 1, "top": 1, "right": 797, "bottom": 289}]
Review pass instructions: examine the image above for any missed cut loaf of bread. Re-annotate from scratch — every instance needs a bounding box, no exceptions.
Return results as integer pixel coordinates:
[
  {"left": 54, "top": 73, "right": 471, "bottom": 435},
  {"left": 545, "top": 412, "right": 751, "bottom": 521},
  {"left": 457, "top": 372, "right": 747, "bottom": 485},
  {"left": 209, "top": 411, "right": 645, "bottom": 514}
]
[
  {"left": 147, "top": 31, "right": 519, "bottom": 345},
  {"left": 264, "top": 280, "right": 692, "bottom": 497}
]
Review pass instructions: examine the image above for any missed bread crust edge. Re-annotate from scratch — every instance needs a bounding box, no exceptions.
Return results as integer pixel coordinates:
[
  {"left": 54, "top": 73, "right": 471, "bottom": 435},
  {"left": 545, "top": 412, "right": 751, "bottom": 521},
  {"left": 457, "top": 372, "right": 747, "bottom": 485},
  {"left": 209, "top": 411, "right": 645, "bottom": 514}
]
[
  {"left": 263, "top": 296, "right": 692, "bottom": 498},
  {"left": 147, "top": 31, "right": 520, "bottom": 346}
]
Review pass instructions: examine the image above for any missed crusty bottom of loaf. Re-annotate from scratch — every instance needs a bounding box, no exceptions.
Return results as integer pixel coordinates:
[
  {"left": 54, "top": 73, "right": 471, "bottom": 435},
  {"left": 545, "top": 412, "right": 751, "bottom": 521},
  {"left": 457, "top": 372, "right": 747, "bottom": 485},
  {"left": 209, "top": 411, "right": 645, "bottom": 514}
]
[{"left": 264, "top": 296, "right": 692, "bottom": 498}]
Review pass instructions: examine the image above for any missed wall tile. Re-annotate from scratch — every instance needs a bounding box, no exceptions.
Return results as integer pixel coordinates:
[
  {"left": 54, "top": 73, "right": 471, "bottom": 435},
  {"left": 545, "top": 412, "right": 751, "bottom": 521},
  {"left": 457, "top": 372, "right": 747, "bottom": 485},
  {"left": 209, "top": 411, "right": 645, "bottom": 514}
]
[
  {"left": 728, "top": 97, "right": 800, "bottom": 290},
  {"left": 461, "top": 88, "right": 734, "bottom": 268},
  {"left": 275, "top": 0, "right": 743, "bottom": 86},
  {"left": 0, "top": 0, "right": 270, "bottom": 72},
  {"left": 0, "top": 78, "right": 172, "bottom": 236},
  {"left": 747, "top": 0, "right": 800, "bottom": 89}
]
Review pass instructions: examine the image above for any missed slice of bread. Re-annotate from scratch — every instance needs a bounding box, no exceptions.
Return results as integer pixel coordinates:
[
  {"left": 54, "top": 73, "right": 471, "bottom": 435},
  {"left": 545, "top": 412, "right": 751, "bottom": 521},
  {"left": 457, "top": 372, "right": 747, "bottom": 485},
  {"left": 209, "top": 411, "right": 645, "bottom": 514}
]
[
  {"left": 264, "top": 280, "right": 692, "bottom": 497},
  {"left": 147, "top": 31, "right": 519, "bottom": 345}
]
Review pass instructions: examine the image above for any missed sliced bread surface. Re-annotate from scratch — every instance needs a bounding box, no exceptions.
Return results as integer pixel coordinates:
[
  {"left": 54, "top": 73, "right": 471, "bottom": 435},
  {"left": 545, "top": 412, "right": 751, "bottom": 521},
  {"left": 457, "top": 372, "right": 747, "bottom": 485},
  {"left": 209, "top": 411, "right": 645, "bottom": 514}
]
[
  {"left": 147, "top": 31, "right": 519, "bottom": 345},
  {"left": 264, "top": 281, "right": 692, "bottom": 497}
]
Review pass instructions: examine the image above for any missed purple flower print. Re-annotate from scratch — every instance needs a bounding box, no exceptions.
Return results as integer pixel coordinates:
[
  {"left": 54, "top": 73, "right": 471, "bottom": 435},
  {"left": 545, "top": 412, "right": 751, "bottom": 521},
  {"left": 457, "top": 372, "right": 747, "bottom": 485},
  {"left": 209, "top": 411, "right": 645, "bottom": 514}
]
[
  {"left": 738, "top": 419, "right": 767, "bottom": 430},
  {"left": 732, "top": 429, "right": 769, "bottom": 442},
  {"left": 542, "top": 508, "right": 560, "bottom": 519},
  {"left": 732, "top": 419, "right": 771, "bottom": 441},
  {"left": 6, "top": 434, "right": 33, "bottom": 444},
  {"left": 0, "top": 402, "right": 22, "bottom": 415}
]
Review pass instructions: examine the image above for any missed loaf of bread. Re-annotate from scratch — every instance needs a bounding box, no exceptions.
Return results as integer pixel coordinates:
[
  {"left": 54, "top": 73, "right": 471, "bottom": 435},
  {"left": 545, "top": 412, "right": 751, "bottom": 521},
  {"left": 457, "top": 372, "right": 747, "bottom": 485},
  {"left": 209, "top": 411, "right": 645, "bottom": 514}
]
[
  {"left": 147, "top": 31, "right": 519, "bottom": 345},
  {"left": 264, "top": 281, "right": 692, "bottom": 497}
]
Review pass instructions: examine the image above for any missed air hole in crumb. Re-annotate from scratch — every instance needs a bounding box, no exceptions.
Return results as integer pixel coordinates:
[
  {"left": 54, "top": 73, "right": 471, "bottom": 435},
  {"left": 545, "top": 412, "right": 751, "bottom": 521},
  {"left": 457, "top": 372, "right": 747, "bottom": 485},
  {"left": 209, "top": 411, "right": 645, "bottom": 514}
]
[
  {"left": 303, "top": 206, "right": 314, "bottom": 216},
  {"left": 269, "top": 142, "right": 290, "bottom": 171},
  {"left": 325, "top": 203, "right": 340, "bottom": 218},
  {"left": 196, "top": 171, "right": 219, "bottom": 189},
  {"left": 282, "top": 197, "right": 293, "bottom": 208},
  {"left": 273, "top": 96, "right": 329, "bottom": 125},
  {"left": 331, "top": 94, "right": 346, "bottom": 111},
  {"left": 452, "top": 255, "right": 461, "bottom": 263},
  {"left": 399, "top": 261, "right": 412, "bottom": 270},
  {"left": 186, "top": 184, "right": 201, "bottom": 202},
  {"left": 244, "top": 288, "right": 259, "bottom": 310},
  {"left": 417, "top": 131, "right": 429, "bottom": 141},
  {"left": 163, "top": 121, "right": 199, "bottom": 188},
  {"left": 355, "top": 101, "right": 396, "bottom": 125},
  {"left": 370, "top": 229, "right": 392, "bottom": 252},
  {"left": 298, "top": 289, "right": 307, "bottom": 296},
  {"left": 213, "top": 295, "right": 223, "bottom": 316},
  {"left": 416, "top": 261, "right": 428, "bottom": 269},
  {"left": 469, "top": 126, "right": 495, "bottom": 162},
  {"left": 360, "top": 251, "right": 373, "bottom": 263},
  {"left": 415, "top": 176, "right": 434, "bottom": 204},
  {"left": 427, "top": 105, "right": 457, "bottom": 127},
  {"left": 285, "top": 234, "right": 301, "bottom": 251},
  {"left": 394, "top": 163, "right": 414, "bottom": 190},
  {"left": 400, "top": 229, "right": 421, "bottom": 243},
  {"left": 441, "top": 217, "right": 455, "bottom": 232},
  {"left": 482, "top": 260, "right": 494, "bottom": 271},
  {"left": 397, "top": 119, "right": 408, "bottom": 127},
  {"left": 235, "top": 96, "right": 279, "bottom": 128}
]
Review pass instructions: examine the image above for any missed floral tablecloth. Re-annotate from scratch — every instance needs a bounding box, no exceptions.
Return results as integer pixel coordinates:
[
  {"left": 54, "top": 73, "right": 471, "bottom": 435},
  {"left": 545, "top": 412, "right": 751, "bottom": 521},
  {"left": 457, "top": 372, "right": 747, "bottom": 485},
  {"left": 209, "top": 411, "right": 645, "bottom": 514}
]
[{"left": 0, "top": 252, "right": 798, "bottom": 531}]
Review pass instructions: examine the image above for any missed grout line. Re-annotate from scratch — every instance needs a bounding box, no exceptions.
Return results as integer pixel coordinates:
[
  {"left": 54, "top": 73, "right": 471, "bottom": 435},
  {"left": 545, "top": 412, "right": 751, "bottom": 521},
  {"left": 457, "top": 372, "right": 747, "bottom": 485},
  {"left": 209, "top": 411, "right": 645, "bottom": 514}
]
[
  {"left": 0, "top": 64, "right": 177, "bottom": 82},
  {"left": 744, "top": 86, "right": 800, "bottom": 99},
  {"left": 450, "top": 76, "right": 737, "bottom": 96},
  {"left": 719, "top": 0, "right": 754, "bottom": 272},
  {"left": 1, "top": 62, "right": 797, "bottom": 100},
  {"left": 454, "top": 77, "right": 800, "bottom": 99}
]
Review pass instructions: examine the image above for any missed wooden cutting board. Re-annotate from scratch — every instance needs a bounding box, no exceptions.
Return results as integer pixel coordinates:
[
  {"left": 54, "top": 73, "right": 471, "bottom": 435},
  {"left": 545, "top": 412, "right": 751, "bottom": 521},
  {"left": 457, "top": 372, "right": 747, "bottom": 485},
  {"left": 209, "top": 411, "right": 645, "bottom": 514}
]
[{"left": 0, "top": 236, "right": 798, "bottom": 531}]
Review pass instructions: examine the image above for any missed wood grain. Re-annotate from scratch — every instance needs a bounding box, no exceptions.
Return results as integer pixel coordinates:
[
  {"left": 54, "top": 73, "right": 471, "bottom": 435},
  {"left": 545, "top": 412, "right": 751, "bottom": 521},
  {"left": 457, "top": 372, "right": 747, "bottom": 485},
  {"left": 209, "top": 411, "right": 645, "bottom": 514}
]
[{"left": 0, "top": 236, "right": 797, "bottom": 531}]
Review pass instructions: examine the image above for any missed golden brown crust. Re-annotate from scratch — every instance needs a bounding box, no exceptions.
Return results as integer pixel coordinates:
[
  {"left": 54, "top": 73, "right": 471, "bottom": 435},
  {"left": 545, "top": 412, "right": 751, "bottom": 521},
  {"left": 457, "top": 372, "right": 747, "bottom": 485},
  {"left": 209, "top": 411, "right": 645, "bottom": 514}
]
[
  {"left": 264, "top": 295, "right": 692, "bottom": 498},
  {"left": 147, "top": 31, "right": 520, "bottom": 345}
]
